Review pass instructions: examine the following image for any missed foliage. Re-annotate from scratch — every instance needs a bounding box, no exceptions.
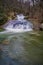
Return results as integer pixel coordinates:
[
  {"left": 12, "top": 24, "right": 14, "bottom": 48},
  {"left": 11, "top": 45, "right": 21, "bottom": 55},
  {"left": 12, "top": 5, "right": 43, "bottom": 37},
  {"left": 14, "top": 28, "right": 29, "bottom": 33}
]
[
  {"left": 0, "top": 0, "right": 43, "bottom": 29},
  {"left": 0, "top": 13, "right": 8, "bottom": 25}
]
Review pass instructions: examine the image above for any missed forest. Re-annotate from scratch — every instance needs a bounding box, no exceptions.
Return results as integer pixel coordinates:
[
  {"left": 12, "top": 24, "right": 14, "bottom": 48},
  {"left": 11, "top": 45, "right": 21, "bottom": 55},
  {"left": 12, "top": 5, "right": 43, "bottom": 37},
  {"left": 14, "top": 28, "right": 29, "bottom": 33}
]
[{"left": 0, "top": 0, "right": 43, "bottom": 30}]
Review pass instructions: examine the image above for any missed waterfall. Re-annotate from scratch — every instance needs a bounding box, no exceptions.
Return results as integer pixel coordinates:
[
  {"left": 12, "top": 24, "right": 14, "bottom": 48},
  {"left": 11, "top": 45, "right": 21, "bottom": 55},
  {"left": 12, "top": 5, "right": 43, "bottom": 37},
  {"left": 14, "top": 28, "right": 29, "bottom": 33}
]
[{"left": 3, "top": 14, "right": 33, "bottom": 32}]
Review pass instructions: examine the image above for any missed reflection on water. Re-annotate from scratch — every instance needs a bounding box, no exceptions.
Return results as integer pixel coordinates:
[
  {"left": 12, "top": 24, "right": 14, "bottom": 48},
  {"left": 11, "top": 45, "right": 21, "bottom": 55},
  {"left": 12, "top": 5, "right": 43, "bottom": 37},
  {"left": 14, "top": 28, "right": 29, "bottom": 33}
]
[{"left": 0, "top": 31, "right": 43, "bottom": 65}]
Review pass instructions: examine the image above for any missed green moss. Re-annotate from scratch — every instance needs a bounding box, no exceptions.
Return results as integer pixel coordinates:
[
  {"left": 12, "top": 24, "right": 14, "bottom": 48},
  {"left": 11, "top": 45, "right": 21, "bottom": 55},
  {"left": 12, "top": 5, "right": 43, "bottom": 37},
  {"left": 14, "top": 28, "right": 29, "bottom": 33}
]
[
  {"left": 0, "top": 13, "right": 8, "bottom": 26},
  {"left": 0, "top": 28, "right": 5, "bottom": 32}
]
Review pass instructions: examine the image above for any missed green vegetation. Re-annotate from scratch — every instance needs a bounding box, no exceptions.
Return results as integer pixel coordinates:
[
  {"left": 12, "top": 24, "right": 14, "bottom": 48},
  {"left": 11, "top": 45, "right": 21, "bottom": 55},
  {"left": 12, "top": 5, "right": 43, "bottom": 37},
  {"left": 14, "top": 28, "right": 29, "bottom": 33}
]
[
  {"left": 0, "top": 0, "right": 43, "bottom": 29},
  {"left": 0, "top": 28, "right": 5, "bottom": 31},
  {"left": 0, "top": 13, "right": 8, "bottom": 26}
]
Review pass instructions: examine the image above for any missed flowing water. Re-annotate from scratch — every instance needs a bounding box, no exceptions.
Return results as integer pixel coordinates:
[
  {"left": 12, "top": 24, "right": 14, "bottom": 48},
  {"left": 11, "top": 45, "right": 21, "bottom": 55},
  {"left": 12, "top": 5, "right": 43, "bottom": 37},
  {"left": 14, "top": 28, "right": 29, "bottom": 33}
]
[
  {"left": 0, "top": 31, "right": 43, "bottom": 65},
  {"left": 3, "top": 14, "right": 33, "bottom": 32},
  {"left": 0, "top": 14, "right": 43, "bottom": 65}
]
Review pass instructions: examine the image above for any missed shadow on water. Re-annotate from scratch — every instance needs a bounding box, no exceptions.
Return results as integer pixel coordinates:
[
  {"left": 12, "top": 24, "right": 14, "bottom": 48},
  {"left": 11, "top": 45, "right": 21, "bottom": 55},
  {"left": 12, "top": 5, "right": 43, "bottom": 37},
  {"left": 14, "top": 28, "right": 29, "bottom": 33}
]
[{"left": 0, "top": 31, "right": 43, "bottom": 65}]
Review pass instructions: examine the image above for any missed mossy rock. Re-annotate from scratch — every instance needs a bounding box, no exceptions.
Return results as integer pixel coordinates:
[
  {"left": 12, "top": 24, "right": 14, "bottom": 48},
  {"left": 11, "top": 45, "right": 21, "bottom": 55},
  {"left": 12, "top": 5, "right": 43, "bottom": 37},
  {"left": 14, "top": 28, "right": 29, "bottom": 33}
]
[
  {"left": 0, "top": 28, "right": 5, "bottom": 32},
  {"left": 2, "top": 39, "right": 10, "bottom": 45}
]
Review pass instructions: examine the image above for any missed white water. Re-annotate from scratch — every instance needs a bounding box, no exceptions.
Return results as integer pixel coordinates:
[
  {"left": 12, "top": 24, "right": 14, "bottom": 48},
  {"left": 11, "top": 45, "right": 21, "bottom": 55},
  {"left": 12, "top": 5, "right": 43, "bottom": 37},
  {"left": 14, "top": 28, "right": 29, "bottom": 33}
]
[{"left": 2, "top": 14, "right": 33, "bottom": 33}]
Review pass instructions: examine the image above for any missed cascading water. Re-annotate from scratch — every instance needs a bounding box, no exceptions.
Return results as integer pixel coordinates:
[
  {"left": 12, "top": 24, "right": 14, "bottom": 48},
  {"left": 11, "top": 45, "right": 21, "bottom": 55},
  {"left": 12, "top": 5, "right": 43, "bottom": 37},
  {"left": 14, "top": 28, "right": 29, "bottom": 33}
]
[
  {"left": 4, "top": 14, "right": 33, "bottom": 33},
  {"left": 0, "top": 14, "right": 43, "bottom": 65}
]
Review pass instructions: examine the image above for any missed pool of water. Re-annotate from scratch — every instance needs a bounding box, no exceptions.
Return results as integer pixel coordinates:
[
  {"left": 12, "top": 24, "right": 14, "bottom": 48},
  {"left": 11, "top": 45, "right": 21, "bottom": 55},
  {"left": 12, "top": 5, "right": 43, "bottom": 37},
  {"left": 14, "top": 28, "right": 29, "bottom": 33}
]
[{"left": 0, "top": 31, "right": 43, "bottom": 65}]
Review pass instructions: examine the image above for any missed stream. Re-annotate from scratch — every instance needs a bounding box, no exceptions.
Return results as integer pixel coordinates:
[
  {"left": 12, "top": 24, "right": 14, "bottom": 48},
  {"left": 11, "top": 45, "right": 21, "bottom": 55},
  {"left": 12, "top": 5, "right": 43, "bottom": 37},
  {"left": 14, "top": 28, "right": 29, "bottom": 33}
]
[
  {"left": 0, "top": 14, "right": 43, "bottom": 65},
  {"left": 0, "top": 31, "right": 43, "bottom": 65}
]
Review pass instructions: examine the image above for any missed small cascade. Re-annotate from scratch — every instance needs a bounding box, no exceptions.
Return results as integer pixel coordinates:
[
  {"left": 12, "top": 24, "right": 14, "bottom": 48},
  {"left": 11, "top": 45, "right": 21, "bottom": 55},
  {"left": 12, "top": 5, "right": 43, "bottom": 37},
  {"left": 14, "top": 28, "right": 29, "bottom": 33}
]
[{"left": 3, "top": 14, "right": 33, "bottom": 32}]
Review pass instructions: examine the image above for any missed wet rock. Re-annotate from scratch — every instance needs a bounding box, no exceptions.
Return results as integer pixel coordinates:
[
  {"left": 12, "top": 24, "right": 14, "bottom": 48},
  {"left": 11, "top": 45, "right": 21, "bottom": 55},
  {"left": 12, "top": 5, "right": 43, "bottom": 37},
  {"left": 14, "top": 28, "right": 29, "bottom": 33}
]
[
  {"left": 0, "top": 47, "right": 3, "bottom": 60},
  {"left": 2, "top": 39, "right": 10, "bottom": 45},
  {"left": 39, "top": 23, "right": 43, "bottom": 31}
]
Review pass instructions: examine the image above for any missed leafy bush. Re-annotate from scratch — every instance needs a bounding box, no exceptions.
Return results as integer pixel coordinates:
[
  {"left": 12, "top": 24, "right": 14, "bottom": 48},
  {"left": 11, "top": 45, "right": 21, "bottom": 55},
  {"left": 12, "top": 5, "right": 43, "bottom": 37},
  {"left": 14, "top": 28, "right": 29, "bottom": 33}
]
[{"left": 0, "top": 13, "right": 8, "bottom": 26}]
